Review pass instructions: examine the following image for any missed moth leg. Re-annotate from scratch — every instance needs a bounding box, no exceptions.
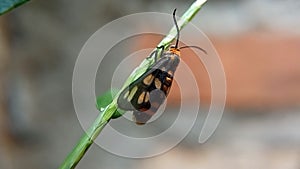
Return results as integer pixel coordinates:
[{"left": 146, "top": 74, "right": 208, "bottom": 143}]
[
  {"left": 156, "top": 45, "right": 165, "bottom": 50},
  {"left": 154, "top": 45, "right": 165, "bottom": 62},
  {"left": 146, "top": 46, "right": 165, "bottom": 62},
  {"left": 146, "top": 50, "right": 157, "bottom": 61}
]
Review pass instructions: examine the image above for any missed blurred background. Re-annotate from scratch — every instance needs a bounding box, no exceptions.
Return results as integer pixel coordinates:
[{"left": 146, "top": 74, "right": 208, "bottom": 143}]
[{"left": 1, "top": 0, "right": 300, "bottom": 168}]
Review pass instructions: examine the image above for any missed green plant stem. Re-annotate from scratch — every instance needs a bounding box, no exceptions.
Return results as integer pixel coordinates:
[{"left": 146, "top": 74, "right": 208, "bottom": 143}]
[
  {"left": 59, "top": 0, "right": 207, "bottom": 168},
  {"left": 59, "top": 119, "right": 107, "bottom": 169}
]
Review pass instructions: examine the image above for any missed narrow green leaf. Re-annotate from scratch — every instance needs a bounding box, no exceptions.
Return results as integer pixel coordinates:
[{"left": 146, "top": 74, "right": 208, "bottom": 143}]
[
  {"left": 96, "top": 89, "right": 124, "bottom": 119},
  {"left": 0, "top": 0, "right": 30, "bottom": 15}
]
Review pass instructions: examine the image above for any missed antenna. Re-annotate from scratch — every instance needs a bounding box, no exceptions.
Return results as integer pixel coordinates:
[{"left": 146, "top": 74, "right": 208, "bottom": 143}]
[
  {"left": 173, "top": 9, "right": 180, "bottom": 49},
  {"left": 172, "top": 9, "right": 207, "bottom": 55},
  {"left": 179, "top": 45, "right": 207, "bottom": 54}
]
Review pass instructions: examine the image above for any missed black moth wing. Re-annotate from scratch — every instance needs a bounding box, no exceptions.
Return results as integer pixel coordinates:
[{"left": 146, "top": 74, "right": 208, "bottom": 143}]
[
  {"left": 117, "top": 69, "right": 161, "bottom": 111},
  {"left": 117, "top": 54, "right": 179, "bottom": 112}
]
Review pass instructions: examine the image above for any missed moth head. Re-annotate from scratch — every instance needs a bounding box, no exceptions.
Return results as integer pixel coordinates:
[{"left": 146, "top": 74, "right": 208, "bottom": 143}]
[{"left": 169, "top": 45, "right": 181, "bottom": 56}]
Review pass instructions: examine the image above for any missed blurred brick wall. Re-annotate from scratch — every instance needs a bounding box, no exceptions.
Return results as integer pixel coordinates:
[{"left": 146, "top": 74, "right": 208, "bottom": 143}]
[
  {"left": 136, "top": 32, "right": 300, "bottom": 109},
  {"left": 213, "top": 32, "right": 300, "bottom": 108}
]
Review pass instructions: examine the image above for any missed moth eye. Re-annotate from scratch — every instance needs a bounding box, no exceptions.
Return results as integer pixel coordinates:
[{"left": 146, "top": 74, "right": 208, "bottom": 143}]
[
  {"left": 143, "top": 74, "right": 154, "bottom": 85},
  {"left": 154, "top": 78, "right": 162, "bottom": 89},
  {"left": 127, "top": 86, "right": 138, "bottom": 102},
  {"left": 137, "top": 91, "right": 146, "bottom": 104}
]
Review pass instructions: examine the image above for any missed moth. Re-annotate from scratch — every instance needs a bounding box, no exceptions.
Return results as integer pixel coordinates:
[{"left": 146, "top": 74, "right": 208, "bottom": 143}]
[{"left": 117, "top": 9, "right": 206, "bottom": 125}]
